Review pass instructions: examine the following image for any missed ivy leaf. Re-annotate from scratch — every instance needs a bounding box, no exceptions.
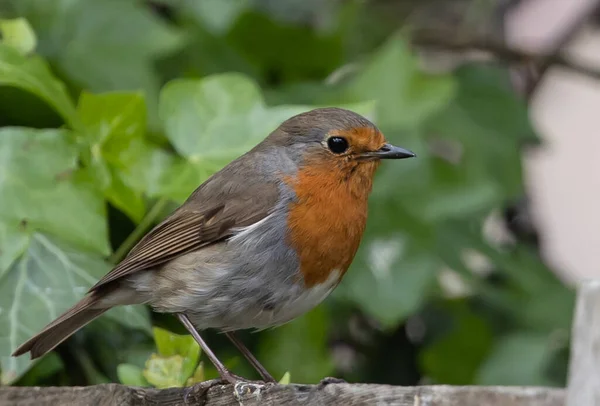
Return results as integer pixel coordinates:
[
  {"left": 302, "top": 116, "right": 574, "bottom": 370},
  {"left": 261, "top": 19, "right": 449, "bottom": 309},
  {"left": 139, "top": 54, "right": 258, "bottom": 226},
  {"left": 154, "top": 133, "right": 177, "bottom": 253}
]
[
  {"left": 183, "top": 0, "right": 246, "bottom": 35},
  {"left": 77, "top": 91, "right": 161, "bottom": 222},
  {"left": 347, "top": 32, "right": 455, "bottom": 131},
  {"left": 143, "top": 354, "right": 186, "bottom": 389},
  {"left": 0, "top": 222, "right": 28, "bottom": 280},
  {"left": 142, "top": 327, "right": 202, "bottom": 389},
  {"left": 9, "top": 0, "right": 184, "bottom": 129},
  {"left": 420, "top": 302, "right": 494, "bottom": 384},
  {"left": 0, "top": 128, "right": 109, "bottom": 256},
  {"left": 185, "top": 362, "right": 206, "bottom": 386},
  {"left": 426, "top": 65, "right": 536, "bottom": 199},
  {"left": 226, "top": 11, "right": 344, "bottom": 82},
  {"left": 0, "top": 18, "right": 37, "bottom": 55},
  {"left": 476, "top": 332, "right": 555, "bottom": 386},
  {"left": 0, "top": 233, "right": 150, "bottom": 384},
  {"left": 259, "top": 307, "right": 333, "bottom": 383},
  {"left": 117, "top": 363, "right": 150, "bottom": 387},
  {"left": 338, "top": 234, "right": 439, "bottom": 327},
  {"left": 14, "top": 352, "right": 63, "bottom": 386},
  {"left": 152, "top": 327, "right": 200, "bottom": 385},
  {"left": 0, "top": 44, "right": 79, "bottom": 128},
  {"left": 278, "top": 371, "right": 291, "bottom": 385},
  {"left": 158, "top": 72, "right": 374, "bottom": 201}
]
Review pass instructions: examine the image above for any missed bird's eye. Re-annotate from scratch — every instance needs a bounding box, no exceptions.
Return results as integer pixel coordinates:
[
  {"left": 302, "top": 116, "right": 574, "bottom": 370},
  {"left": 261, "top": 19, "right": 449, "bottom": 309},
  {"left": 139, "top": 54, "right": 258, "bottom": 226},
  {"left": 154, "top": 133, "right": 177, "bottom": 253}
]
[{"left": 327, "top": 137, "right": 349, "bottom": 154}]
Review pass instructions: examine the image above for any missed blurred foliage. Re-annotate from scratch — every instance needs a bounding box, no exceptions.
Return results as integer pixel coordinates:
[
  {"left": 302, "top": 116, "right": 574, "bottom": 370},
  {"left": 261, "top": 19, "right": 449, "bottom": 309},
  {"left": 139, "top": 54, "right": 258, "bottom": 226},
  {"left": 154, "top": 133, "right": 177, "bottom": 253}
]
[
  {"left": 117, "top": 326, "right": 205, "bottom": 389},
  {"left": 0, "top": 0, "right": 574, "bottom": 388}
]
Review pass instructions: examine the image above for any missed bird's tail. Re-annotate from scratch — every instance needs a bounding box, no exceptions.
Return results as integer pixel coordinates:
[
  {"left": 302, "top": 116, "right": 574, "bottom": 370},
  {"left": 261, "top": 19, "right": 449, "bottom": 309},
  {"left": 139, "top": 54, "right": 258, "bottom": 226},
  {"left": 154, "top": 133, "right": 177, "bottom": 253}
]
[{"left": 12, "top": 293, "right": 109, "bottom": 359}]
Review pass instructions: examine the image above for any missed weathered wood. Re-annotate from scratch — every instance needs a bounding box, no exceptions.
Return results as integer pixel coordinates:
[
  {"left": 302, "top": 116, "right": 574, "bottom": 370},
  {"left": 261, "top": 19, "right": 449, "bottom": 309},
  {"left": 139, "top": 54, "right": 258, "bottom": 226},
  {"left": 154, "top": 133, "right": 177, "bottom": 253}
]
[
  {"left": 566, "top": 279, "right": 600, "bottom": 406},
  {"left": 0, "top": 382, "right": 565, "bottom": 406}
]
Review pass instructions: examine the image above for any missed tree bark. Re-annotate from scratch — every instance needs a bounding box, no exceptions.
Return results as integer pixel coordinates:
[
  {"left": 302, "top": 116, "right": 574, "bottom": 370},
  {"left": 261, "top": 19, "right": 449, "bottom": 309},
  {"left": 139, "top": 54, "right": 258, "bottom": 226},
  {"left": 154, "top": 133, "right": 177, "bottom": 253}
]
[{"left": 0, "top": 382, "right": 565, "bottom": 406}]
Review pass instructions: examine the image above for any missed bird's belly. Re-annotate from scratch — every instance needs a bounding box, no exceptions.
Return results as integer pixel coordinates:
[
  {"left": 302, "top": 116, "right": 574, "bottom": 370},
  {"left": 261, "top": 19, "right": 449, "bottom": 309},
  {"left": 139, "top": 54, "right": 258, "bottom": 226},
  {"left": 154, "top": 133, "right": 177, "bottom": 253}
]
[
  {"left": 130, "top": 243, "right": 341, "bottom": 331},
  {"left": 187, "top": 268, "right": 340, "bottom": 331},
  {"left": 235, "top": 268, "right": 341, "bottom": 330}
]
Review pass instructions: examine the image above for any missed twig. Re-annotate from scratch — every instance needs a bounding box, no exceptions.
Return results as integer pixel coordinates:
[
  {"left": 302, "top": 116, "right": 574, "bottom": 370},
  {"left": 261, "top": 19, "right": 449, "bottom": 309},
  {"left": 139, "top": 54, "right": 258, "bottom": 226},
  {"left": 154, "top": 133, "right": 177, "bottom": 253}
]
[
  {"left": 108, "top": 198, "right": 169, "bottom": 264},
  {"left": 412, "top": 35, "right": 600, "bottom": 81},
  {"left": 523, "top": 0, "right": 600, "bottom": 98}
]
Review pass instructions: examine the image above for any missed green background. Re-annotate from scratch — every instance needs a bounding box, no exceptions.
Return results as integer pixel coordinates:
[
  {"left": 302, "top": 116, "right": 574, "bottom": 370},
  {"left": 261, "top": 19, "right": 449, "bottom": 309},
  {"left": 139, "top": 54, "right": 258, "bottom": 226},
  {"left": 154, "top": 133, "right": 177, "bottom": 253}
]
[{"left": 0, "top": 0, "right": 573, "bottom": 388}]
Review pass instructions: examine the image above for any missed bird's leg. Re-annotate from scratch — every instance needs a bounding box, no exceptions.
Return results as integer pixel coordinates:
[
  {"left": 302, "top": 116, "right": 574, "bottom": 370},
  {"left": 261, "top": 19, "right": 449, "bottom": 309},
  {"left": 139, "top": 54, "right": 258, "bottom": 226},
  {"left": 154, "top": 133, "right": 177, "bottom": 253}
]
[
  {"left": 225, "top": 331, "right": 276, "bottom": 383},
  {"left": 177, "top": 313, "right": 243, "bottom": 385}
]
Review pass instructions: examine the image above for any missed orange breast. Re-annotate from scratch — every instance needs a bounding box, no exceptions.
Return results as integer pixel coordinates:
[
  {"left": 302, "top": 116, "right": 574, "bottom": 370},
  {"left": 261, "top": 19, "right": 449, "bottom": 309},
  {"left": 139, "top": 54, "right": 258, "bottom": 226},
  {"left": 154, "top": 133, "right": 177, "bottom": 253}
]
[{"left": 284, "top": 158, "right": 378, "bottom": 287}]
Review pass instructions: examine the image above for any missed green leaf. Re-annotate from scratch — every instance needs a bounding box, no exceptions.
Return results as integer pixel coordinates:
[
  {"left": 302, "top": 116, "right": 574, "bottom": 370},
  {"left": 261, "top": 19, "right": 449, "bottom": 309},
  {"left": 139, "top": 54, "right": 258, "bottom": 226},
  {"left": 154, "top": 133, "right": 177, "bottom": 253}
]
[
  {"left": 347, "top": 32, "right": 455, "bottom": 131},
  {"left": 420, "top": 302, "right": 494, "bottom": 384},
  {"left": 143, "top": 354, "right": 187, "bottom": 389},
  {"left": 339, "top": 234, "right": 438, "bottom": 327},
  {"left": 185, "top": 362, "right": 206, "bottom": 386},
  {"left": 0, "top": 18, "right": 37, "bottom": 55},
  {"left": 476, "top": 332, "right": 555, "bottom": 386},
  {"left": 184, "top": 0, "right": 246, "bottom": 35},
  {"left": 158, "top": 72, "right": 374, "bottom": 201},
  {"left": 117, "top": 363, "right": 150, "bottom": 387},
  {"left": 14, "top": 352, "right": 63, "bottom": 386},
  {"left": 278, "top": 371, "right": 291, "bottom": 385},
  {"left": 9, "top": 0, "right": 184, "bottom": 129},
  {"left": 77, "top": 91, "right": 160, "bottom": 222},
  {"left": 259, "top": 307, "right": 333, "bottom": 384},
  {"left": 153, "top": 327, "right": 198, "bottom": 357},
  {"left": 0, "top": 222, "right": 28, "bottom": 279},
  {"left": 149, "top": 157, "right": 209, "bottom": 204},
  {"left": 77, "top": 92, "right": 146, "bottom": 158},
  {"left": 474, "top": 245, "right": 575, "bottom": 332},
  {"left": 0, "top": 44, "right": 79, "bottom": 128},
  {"left": 226, "top": 11, "right": 344, "bottom": 82},
  {"left": 0, "top": 128, "right": 109, "bottom": 255},
  {"left": 0, "top": 233, "right": 150, "bottom": 384},
  {"left": 426, "top": 65, "right": 536, "bottom": 199},
  {"left": 159, "top": 73, "right": 269, "bottom": 165},
  {"left": 105, "top": 305, "right": 152, "bottom": 336},
  {"left": 400, "top": 158, "right": 504, "bottom": 222},
  {"left": 152, "top": 327, "right": 200, "bottom": 384},
  {"left": 80, "top": 318, "right": 155, "bottom": 380}
]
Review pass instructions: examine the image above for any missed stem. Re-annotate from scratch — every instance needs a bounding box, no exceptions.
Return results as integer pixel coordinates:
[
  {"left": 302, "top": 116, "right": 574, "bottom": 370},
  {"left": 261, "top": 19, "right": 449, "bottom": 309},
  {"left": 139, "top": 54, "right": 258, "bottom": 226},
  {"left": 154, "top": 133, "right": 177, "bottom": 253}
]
[
  {"left": 412, "top": 35, "right": 600, "bottom": 81},
  {"left": 109, "top": 198, "right": 169, "bottom": 264}
]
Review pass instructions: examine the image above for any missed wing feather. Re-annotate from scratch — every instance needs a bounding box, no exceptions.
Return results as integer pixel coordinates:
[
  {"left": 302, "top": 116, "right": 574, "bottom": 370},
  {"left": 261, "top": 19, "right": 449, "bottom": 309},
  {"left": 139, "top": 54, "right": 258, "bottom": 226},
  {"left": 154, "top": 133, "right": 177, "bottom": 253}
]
[{"left": 89, "top": 181, "right": 281, "bottom": 291}]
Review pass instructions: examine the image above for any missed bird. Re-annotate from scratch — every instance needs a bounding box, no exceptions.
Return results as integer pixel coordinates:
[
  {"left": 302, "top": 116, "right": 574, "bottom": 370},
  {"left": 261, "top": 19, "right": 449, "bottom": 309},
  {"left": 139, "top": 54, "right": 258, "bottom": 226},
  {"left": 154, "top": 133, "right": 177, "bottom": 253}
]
[{"left": 12, "top": 107, "right": 415, "bottom": 384}]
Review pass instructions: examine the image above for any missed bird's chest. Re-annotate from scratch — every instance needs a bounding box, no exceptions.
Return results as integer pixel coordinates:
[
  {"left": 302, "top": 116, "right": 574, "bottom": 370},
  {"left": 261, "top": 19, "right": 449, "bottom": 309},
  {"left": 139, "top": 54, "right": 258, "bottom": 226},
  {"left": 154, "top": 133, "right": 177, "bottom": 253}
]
[{"left": 285, "top": 164, "right": 372, "bottom": 288}]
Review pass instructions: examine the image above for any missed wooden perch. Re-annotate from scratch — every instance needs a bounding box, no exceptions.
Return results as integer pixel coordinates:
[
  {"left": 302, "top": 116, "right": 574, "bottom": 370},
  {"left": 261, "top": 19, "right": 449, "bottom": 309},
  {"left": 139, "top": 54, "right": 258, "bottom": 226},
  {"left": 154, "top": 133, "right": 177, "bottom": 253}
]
[
  {"left": 566, "top": 280, "right": 600, "bottom": 406},
  {"left": 0, "top": 382, "right": 565, "bottom": 406}
]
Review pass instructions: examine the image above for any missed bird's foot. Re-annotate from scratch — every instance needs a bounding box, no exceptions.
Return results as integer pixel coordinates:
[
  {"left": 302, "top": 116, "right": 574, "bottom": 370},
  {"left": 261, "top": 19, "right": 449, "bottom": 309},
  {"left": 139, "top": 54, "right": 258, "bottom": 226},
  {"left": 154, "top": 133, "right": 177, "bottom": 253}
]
[
  {"left": 218, "top": 372, "right": 274, "bottom": 402},
  {"left": 182, "top": 378, "right": 224, "bottom": 404},
  {"left": 182, "top": 374, "right": 273, "bottom": 403},
  {"left": 318, "top": 376, "right": 347, "bottom": 388},
  {"left": 220, "top": 371, "right": 271, "bottom": 386}
]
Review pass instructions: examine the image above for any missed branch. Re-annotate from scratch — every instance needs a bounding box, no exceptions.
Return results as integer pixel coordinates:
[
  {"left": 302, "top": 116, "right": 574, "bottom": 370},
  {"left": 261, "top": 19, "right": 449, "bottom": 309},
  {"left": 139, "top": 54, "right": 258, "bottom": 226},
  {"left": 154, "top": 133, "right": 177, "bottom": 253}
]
[
  {"left": 520, "top": 0, "right": 600, "bottom": 98},
  {"left": 412, "top": 36, "right": 600, "bottom": 81},
  {"left": 0, "top": 382, "right": 566, "bottom": 406}
]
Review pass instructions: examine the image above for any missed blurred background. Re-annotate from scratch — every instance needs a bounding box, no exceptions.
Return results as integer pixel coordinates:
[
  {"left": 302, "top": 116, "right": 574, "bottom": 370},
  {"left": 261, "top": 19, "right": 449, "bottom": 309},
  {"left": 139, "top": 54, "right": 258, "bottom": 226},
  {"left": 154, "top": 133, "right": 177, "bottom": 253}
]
[{"left": 0, "top": 0, "right": 598, "bottom": 389}]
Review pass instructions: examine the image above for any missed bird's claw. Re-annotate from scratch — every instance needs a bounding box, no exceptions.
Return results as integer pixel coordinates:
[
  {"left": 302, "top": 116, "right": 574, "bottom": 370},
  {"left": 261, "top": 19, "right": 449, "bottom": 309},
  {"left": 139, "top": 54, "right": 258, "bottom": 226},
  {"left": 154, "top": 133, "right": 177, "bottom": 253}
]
[
  {"left": 183, "top": 378, "right": 224, "bottom": 404},
  {"left": 222, "top": 371, "right": 270, "bottom": 386},
  {"left": 183, "top": 371, "right": 275, "bottom": 404}
]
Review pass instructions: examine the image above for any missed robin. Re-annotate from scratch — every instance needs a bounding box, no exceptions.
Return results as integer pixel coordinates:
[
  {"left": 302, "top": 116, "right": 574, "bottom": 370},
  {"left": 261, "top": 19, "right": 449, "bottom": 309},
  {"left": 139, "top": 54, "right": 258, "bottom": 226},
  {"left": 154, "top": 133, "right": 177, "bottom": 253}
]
[{"left": 12, "top": 107, "right": 415, "bottom": 384}]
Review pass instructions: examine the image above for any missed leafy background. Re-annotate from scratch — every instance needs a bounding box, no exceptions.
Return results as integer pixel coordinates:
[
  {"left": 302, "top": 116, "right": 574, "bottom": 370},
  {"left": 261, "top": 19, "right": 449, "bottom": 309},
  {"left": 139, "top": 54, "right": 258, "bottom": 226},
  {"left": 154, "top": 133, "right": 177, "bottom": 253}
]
[{"left": 0, "top": 0, "right": 574, "bottom": 388}]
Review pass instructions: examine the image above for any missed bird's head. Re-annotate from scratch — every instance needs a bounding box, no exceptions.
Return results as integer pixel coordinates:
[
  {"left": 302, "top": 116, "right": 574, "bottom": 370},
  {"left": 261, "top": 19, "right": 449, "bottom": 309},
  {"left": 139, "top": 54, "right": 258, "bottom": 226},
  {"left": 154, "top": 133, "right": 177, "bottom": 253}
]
[{"left": 265, "top": 107, "right": 415, "bottom": 180}]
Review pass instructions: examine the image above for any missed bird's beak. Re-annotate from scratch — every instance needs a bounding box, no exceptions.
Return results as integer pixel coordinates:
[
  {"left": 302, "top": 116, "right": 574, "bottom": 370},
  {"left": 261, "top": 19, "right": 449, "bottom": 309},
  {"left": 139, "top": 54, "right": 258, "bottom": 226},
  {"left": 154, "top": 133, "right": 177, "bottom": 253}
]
[{"left": 358, "top": 143, "right": 416, "bottom": 160}]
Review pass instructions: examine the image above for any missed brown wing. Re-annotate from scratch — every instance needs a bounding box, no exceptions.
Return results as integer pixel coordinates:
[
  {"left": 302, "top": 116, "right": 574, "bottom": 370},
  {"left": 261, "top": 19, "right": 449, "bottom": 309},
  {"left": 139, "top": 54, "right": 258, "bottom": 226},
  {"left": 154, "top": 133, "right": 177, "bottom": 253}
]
[{"left": 89, "top": 181, "right": 280, "bottom": 292}]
